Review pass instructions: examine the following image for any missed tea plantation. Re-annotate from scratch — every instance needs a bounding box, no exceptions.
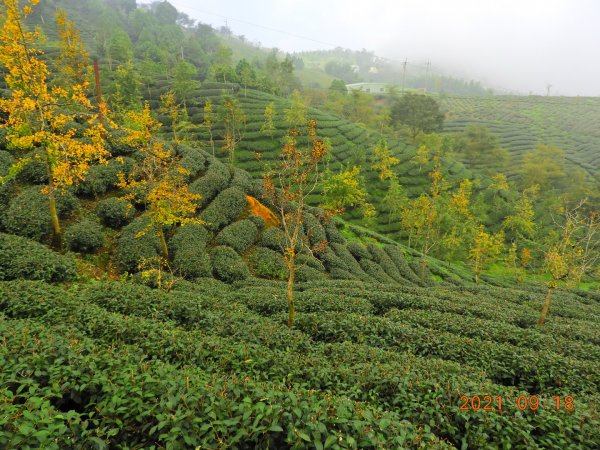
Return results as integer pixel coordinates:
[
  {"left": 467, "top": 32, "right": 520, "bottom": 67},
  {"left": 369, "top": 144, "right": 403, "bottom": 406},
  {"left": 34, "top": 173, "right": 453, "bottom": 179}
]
[
  {"left": 1, "top": 273, "right": 599, "bottom": 448},
  {"left": 441, "top": 95, "right": 600, "bottom": 180},
  {"left": 1, "top": 128, "right": 600, "bottom": 448}
]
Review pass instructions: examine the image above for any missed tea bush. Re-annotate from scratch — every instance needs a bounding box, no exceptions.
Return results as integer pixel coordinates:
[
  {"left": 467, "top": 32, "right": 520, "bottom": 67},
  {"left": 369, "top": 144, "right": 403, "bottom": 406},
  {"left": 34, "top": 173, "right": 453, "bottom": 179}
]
[
  {"left": 169, "top": 224, "right": 212, "bottom": 278},
  {"left": 178, "top": 145, "right": 207, "bottom": 178},
  {"left": 96, "top": 197, "right": 134, "bottom": 228},
  {"left": 65, "top": 219, "right": 105, "bottom": 254},
  {"left": 211, "top": 245, "right": 250, "bottom": 282},
  {"left": 75, "top": 158, "right": 132, "bottom": 197},
  {"left": 201, "top": 187, "right": 247, "bottom": 231},
  {"left": 215, "top": 219, "right": 258, "bottom": 253},
  {"left": 0, "top": 234, "right": 76, "bottom": 282},
  {"left": 1, "top": 186, "right": 79, "bottom": 242},
  {"left": 249, "top": 247, "right": 287, "bottom": 279},
  {"left": 114, "top": 215, "right": 161, "bottom": 272},
  {"left": 189, "top": 159, "right": 231, "bottom": 206}
]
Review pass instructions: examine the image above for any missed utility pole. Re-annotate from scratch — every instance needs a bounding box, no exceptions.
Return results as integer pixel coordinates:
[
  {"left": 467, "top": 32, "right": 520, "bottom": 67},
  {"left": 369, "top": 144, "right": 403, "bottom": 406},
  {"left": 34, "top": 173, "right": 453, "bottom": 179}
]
[
  {"left": 425, "top": 60, "right": 431, "bottom": 92},
  {"left": 401, "top": 58, "right": 408, "bottom": 92}
]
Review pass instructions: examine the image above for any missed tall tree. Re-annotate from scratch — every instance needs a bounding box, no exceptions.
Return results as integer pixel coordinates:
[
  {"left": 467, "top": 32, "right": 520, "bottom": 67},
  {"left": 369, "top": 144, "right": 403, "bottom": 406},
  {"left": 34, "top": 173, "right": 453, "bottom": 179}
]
[
  {"left": 202, "top": 99, "right": 215, "bottom": 155},
  {"left": 321, "top": 165, "right": 373, "bottom": 219},
  {"left": 469, "top": 226, "right": 505, "bottom": 284},
  {"left": 390, "top": 93, "right": 444, "bottom": 141},
  {"left": 118, "top": 103, "right": 201, "bottom": 259},
  {"left": 262, "top": 120, "right": 327, "bottom": 328},
  {"left": 539, "top": 202, "right": 600, "bottom": 326},
  {"left": 55, "top": 9, "right": 90, "bottom": 87},
  {"left": 521, "top": 144, "right": 566, "bottom": 191},
  {"left": 284, "top": 90, "right": 307, "bottom": 129},
  {"left": 260, "top": 102, "right": 276, "bottom": 138},
  {"left": 219, "top": 96, "right": 246, "bottom": 165},
  {"left": 371, "top": 138, "right": 400, "bottom": 181},
  {"left": 0, "top": 1, "right": 109, "bottom": 244},
  {"left": 173, "top": 60, "right": 199, "bottom": 110}
]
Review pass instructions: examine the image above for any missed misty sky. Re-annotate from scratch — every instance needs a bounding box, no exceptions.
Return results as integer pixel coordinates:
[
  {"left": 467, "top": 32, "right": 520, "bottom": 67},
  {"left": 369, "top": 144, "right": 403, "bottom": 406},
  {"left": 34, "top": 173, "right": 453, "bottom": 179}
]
[{"left": 139, "top": 0, "right": 600, "bottom": 96}]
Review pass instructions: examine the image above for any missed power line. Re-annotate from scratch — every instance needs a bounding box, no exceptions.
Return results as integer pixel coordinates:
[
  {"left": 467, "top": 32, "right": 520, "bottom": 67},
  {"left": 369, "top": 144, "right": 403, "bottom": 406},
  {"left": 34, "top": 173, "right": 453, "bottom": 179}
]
[{"left": 164, "top": 0, "right": 434, "bottom": 71}]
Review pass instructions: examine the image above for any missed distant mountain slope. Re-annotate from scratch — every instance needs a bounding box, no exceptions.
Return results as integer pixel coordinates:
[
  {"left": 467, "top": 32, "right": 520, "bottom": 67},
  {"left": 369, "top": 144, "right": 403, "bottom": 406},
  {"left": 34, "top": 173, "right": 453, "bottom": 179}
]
[{"left": 441, "top": 95, "right": 600, "bottom": 180}]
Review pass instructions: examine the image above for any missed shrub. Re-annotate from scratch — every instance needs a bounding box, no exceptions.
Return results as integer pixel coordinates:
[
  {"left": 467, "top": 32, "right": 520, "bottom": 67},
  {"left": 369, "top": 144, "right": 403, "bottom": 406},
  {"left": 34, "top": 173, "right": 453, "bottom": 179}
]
[
  {"left": 0, "top": 233, "right": 76, "bottom": 282},
  {"left": 210, "top": 245, "right": 249, "bottom": 283},
  {"left": 367, "top": 242, "right": 404, "bottom": 282},
  {"left": 359, "top": 258, "right": 397, "bottom": 284},
  {"left": 230, "top": 167, "right": 254, "bottom": 193},
  {"left": 296, "top": 252, "right": 325, "bottom": 272},
  {"left": 106, "top": 129, "right": 137, "bottom": 156},
  {"left": 170, "top": 224, "right": 212, "bottom": 279},
  {"left": 115, "top": 216, "right": 161, "bottom": 273},
  {"left": 178, "top": 145, "right": 207, "bottom": 179},
  {"left": 302, "top": 212, "right": 327, "bottom": 247},
  {"left": 96, "top": 197, "right": 134, "bottom": 228},
  {"left": 324, "top": 218, "right": 345, "bottom": 244},
  {"left": 65, "top": 219, "right": 105, "bottom": 254},
  {"left": 385, "top": 245, "right": 421, "bottom": 284},
  {"left": 247, "top": 214, "right": 266, "bottom": 230},
  {"left": 215, "top": 219, "right": 258, "bottom": 253},
  {"left": 296, "top": 265, "right": 327, "bottom": 282},
  {"left": 249, "top": 247, "right": 287, "bottom": 280},
  {"left": 347, "top": 241, "right": 370, "bottom": 260},
  {"left": 76, "top": 158, "right": 133, "bottom": 197},
  {"left": 260, "top": 226, "right": 285, "bottom": 251},
  {"left": 1, "top": 186, "right": 79, "bottom": 242},
  {"left": 200, "top": 187, "right": 247, "bottom": 232},
  {"left": 0, "top": 150, "right": 13, "bottom": 174},
  {"left": 17, "top": 152, "right": 48, "bottom": 184},
  {"left": 189, "top": 159, "right": 231, "bottom": 207}
]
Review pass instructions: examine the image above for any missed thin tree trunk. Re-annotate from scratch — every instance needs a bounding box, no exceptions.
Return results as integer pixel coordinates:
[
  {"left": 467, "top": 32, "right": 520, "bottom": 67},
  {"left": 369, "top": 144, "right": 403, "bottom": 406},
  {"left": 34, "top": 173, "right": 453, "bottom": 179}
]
[
  {"left": 46, "top": 160, "right": 61, "bottom": 247},
  {"left": 287, "top": 261, "right": 296, "bottom": 328},
  {"left": 419, "top": 255, "right": 427, "bottom": 282},
  {"left": 538, "top": 286, "right": 554, "bottom": 326},
  {"left": 157, "top": 227, "right": 169, "bottom": 260}
]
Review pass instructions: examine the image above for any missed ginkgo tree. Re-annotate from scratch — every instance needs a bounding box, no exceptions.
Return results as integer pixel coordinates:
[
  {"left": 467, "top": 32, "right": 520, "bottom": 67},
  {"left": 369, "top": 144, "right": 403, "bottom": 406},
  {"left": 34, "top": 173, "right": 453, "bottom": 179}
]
[
  {"left": 0, "top": 0, "right": 109, "bottom": 245},
  {"left": 468, "top": 226, "right": 504, "bottom": 284},
  {"left": 263, "top": 119, "right": 328, "bottom": 328},
  {"left": 371, "top": 138, "right": 399, "bottom": 181},
  {"left": 538, "top": 201, "right": 600, "bottom": 326},
  {"left": 118, "top": 103, "right": 202, "bottom": 260}
]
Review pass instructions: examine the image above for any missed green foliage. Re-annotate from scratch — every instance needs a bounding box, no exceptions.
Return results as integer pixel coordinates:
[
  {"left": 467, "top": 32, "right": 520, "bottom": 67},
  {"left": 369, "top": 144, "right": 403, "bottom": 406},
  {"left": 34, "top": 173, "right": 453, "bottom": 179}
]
[
  {"left": 0, "top": 233, "right": 76, "bottom": 282},
  {"left": 391, "top": 93, "right": 444, "bottom": 138},
  {"left": 249, "top": 247, "right": 287, "bottom": 279},
  {"left": 210, "top": 245, "right": 249, "bottom": 282},
  {"left": 169, "top": 224, "right": 212, "bottom": 279},
  {"left": 115, "top": 215, "right": 161, "bottom": 272},
  {"left": 260, "top": 226, "right": 286, "bottom": 251},
  {"left": 75, "top": 158, "right": 132, "bottom": 197},
  {"left": 200, "top": 187, "right": 247, "bottom": 231},
  {"left": 1, "top": 186, "right": 78, "bottom": 242},
  {"left": 65, "top": 219, "right": 105, "bottom": 254},
  {"left": 177, "top": 145, "right": 207, "bottom": 179},
  {"left": 189, "top": 159, "right": 231, "bottom": 206},
  {"left": 215, "top": 219, "right": 258, "bottom": 253},
  {"left": 96, "top": 197, "right": 134, "bottom": 228}
]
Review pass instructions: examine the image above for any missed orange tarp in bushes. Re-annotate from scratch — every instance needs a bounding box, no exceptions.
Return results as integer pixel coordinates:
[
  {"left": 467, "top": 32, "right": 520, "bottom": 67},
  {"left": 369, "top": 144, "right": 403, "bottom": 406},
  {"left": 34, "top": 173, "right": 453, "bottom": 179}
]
[{"left": 246, "top": 195, "right": 279, "bottom": 227}]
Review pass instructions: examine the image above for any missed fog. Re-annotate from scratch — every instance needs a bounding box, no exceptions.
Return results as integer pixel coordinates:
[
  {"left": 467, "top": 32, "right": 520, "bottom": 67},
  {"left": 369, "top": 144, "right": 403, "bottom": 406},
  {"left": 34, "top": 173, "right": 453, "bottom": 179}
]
[{"left": 139, "top": 0, "right": 600, "bottom": 96}]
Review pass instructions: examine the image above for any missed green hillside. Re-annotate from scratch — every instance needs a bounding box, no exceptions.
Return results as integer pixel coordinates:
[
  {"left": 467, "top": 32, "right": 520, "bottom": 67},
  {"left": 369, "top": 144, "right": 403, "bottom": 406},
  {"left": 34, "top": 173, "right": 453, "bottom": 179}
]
[
  {"left": 1, "top": 0, "right": 599, "bottom": 448},
  {"left": 441, "top": 95, "right": 600, "bottom": 180}
]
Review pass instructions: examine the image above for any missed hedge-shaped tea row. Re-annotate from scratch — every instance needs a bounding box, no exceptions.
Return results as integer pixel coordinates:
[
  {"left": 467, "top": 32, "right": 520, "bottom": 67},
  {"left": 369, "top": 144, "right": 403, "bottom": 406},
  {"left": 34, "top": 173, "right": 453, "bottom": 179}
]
[
  {"left": 385, "top": 308, "right": 600, "bottom": 362},
  {"left": 2, "top": 281, "right": 598, "bottom": 448},
  {"left": 286, "top": 311, "right": 599, "bottom": 394},
  {"left": 0, "top": 318, "right": 442, "bottom": 449}
]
